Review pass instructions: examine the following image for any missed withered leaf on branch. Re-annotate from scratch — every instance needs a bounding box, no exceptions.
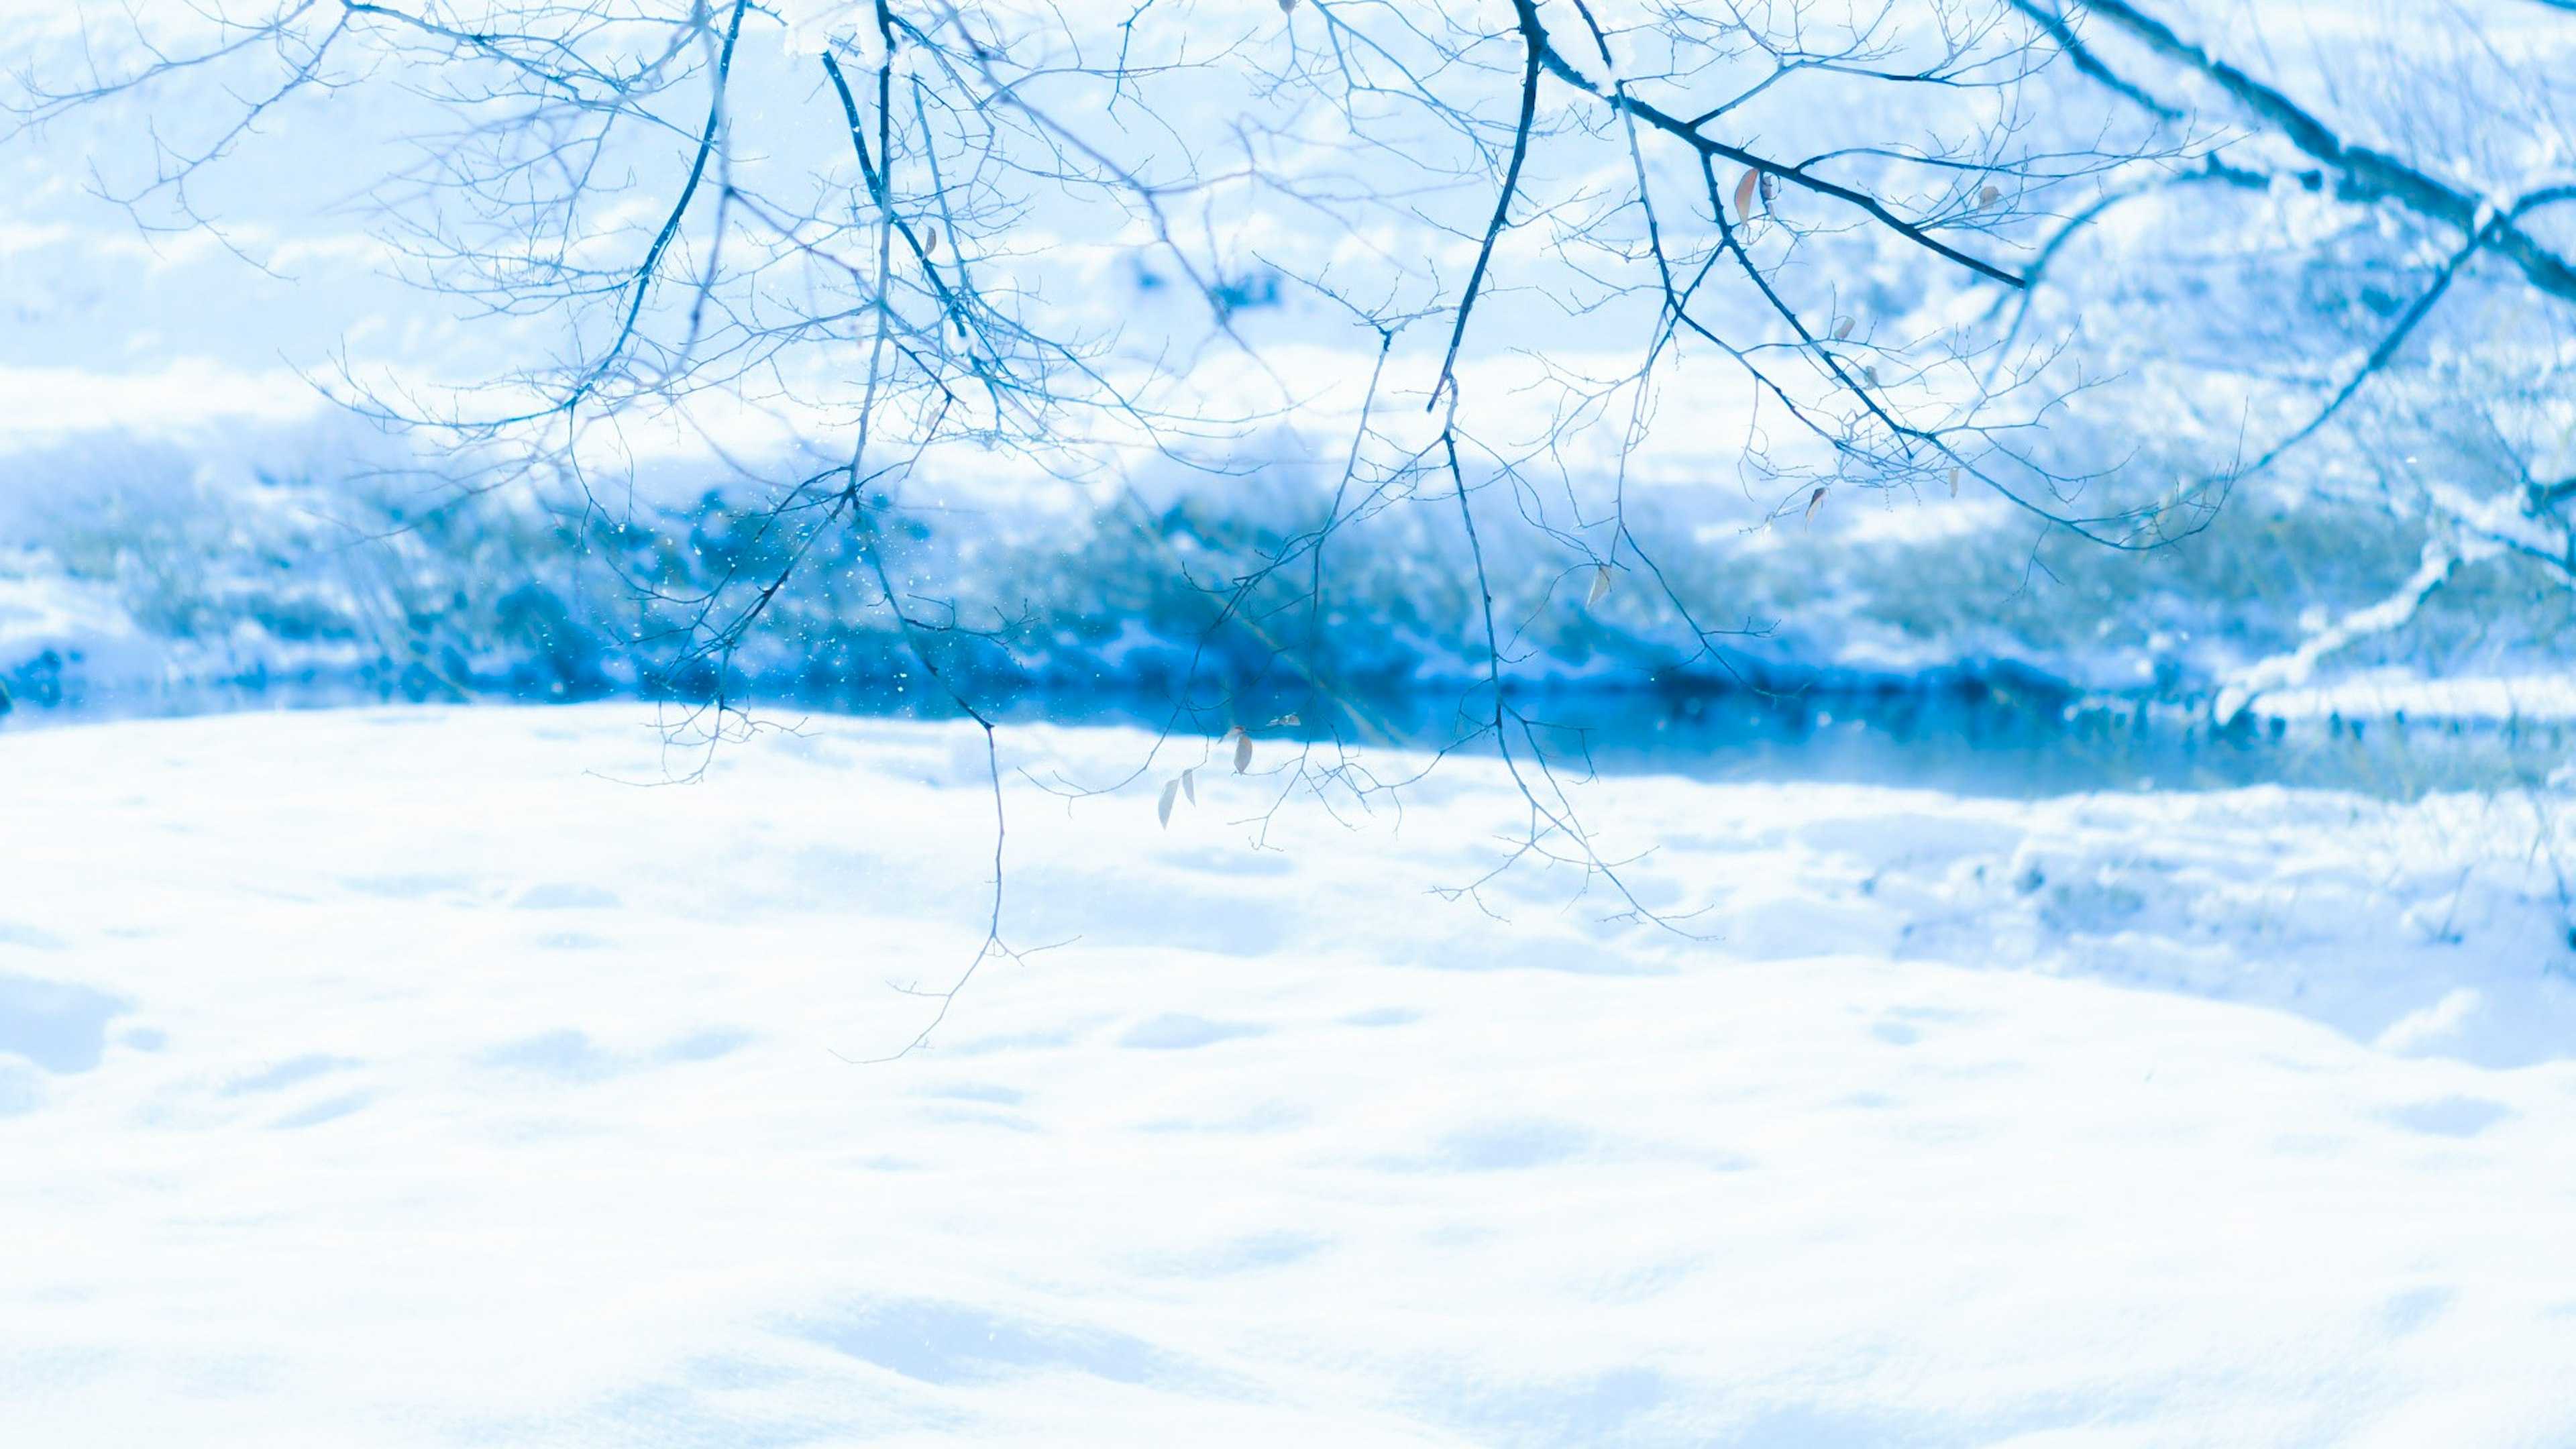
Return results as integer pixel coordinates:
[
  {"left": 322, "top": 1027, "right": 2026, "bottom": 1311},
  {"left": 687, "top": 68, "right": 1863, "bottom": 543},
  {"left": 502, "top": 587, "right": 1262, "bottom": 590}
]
[
  {"left": 1157, "top": 777, "right": 1180, "bottom": 828},
  {"left": 1833, "top": 317, "right": 1854, "bottom": 340},
  {"left": 1948, "top": 467, "right": 1962, "bottom": 496},
  {"left": 1732, "top": 168, "right": 1762, "bottom": 224},
  {"left": 1805, "top": 486, "right": 1829, "bottom": 522},
  {"left": 1232, "top": 729, "right": 1254, "bottom": 774},
  {"left": 1587, "top": 564, "right": 1613, "bottom": 606},
  {"left": 1181, "top": 767, "right": 1196, "bottom": 805}
]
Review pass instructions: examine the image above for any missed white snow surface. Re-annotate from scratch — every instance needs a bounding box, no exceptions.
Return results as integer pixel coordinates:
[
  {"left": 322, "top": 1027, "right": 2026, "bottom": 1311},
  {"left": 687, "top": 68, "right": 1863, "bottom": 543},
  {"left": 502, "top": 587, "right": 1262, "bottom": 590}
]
[
  {"left": 2247, "top": 671, "right": 2576, "bottom": 724},
  {"left": 5, "top": 704, "right": 2576, "bottom": 1446}
]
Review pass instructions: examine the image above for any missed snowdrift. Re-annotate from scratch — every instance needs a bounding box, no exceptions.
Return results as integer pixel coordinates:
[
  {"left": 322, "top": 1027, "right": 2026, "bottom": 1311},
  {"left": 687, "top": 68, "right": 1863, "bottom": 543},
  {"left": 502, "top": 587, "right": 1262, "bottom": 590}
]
[{"left": 4, "top": 706, "right": 2573, "bottom": 1445}]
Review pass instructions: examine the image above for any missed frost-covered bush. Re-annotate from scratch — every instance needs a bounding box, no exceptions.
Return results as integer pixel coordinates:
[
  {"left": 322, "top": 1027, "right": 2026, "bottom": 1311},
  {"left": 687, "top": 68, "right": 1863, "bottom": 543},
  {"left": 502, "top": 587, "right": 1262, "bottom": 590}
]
[{"left": 0, "top": 425, "right": 2512, "bottom": 718}]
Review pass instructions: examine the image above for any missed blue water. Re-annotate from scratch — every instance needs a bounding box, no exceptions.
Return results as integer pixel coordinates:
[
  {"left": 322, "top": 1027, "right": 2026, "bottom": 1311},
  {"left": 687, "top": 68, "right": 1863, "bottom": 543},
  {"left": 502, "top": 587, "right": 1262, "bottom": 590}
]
[{"left": 7, "top": 667, "right": 2565, "bottom": 802}]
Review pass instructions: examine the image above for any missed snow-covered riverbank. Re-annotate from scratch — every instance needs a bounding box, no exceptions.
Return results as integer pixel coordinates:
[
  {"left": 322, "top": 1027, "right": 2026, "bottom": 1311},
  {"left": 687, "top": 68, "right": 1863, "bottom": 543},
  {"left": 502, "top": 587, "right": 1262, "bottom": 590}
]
[{"left": 5, "top": 705, "right": 2575, "bottom": 1446}]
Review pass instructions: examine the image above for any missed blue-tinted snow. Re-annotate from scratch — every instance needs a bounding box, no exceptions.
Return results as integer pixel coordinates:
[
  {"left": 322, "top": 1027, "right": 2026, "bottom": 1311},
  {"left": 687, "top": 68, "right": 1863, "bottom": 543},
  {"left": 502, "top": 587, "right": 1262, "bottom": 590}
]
[
  {"left": 0, "top": 972, "right": 127, "bottom": 1074},
  {"left": 3, "top": 705, "right": 2574, "bottom": 1448}
]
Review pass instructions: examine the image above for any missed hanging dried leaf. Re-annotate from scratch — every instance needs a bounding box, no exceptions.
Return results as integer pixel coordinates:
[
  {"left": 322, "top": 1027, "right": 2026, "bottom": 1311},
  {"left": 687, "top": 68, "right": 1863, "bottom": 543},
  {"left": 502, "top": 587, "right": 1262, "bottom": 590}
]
[
  {"left": 1586, "top": 564, "right": 1613, "bottom": 607},
  {"left": 924, "top": 225, "right": 941, "bottom": 256},
  {"left": 1947, "top": 467, "right": 1961, "bottom": 496},
  {"left": 1233, "top": 729, "right": 1254, "bottom": 774},
  {"left": 1832, "top": 317, "right": 1853, "bottom": 341},
  {"left": 1862, "top": 364, "right": 1880, "bottom": 386},
  {"left": 1157, "top": 777, "right": 1179, "bottom": 828},
  {"left": 1732, "top": 168, "right": 1762, "bottom": 223},
  {"left": 1805, "top": 486, "right": 1828, "bottom": 522},
  {"left": 1181, "top": 767, "right": 1196, "bottom": 805},
  {"left": 1978, "top": 184, "right": 2001, "bottom": 209},
  {"left": 1267, "top": 713, "right": 1301, "bottom": 728},
  {"left": 1759, "top": 172, "right": 1780, "bottom": 204}
]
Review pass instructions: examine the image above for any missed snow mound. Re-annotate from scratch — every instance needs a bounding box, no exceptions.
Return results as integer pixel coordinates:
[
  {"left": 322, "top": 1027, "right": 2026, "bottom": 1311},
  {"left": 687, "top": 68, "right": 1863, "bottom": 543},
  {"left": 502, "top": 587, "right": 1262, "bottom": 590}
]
[{"left": 2, "top": 706, "right": 2573, "bottom": 1446}]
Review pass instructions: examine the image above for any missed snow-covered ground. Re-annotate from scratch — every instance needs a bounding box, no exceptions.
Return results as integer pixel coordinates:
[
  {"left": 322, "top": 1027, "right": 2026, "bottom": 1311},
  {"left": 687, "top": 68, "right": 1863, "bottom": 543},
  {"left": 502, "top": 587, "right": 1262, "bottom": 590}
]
[{"left": 5, "top": 705, "right": 2576, "bottom": 1446}]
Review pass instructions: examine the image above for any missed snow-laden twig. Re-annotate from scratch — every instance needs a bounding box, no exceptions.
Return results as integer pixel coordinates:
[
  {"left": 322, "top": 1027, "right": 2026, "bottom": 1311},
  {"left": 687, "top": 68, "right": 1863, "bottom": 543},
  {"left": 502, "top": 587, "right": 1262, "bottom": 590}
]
[
  {"left": 2213, "top": 537, "right": 2473, "bottom": 724},
  {"left": 2425, "top": 476, "right": 2576, "bottom": 580}
]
